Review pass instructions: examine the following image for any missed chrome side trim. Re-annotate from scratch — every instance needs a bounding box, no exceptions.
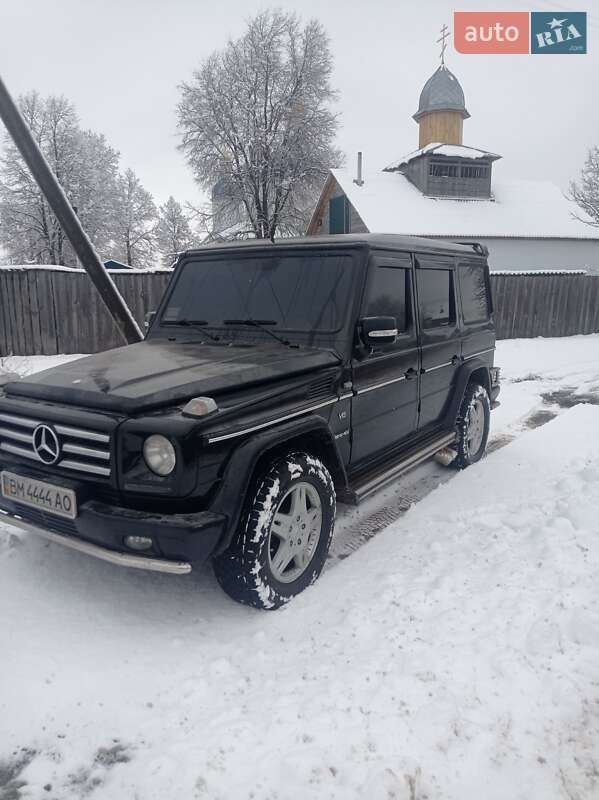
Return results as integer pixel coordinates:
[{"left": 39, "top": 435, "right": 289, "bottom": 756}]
[
  {"left": 0, "top": 510, "right": 191, "bottom": 575},
  {"left": 355, "top": 375, "right": 406, "bottom": 396},
  {"left": 59, "top": 459, "right": 111, "bottom": 477},
  {"left": 55, "top": 425, "right": 110, "bottom": 444},
  {"left": 0, "top": 413, "right": 39, "bottom": 429},
  {"left": 338, "top": 392, "right": 354, "bottom": 401},
  {"left": 207, "top": 397, "right": 340, "bottom": 444},
  {"left": 465, "top": 348, "right": 495, "bottom": 360},
  {"left": 424, "top": 360, "right": 453, "bottom": 373}
]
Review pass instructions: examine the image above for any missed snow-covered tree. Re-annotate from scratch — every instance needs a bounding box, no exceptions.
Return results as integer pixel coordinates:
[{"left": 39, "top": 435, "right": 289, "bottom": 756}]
[
  {"left": 156, "top": 196, "right": 194, "bottom": 265},
  {"left": 0, "top": 92, "right": 120, "bottom": 265},
  {"left": 177, "top": 9, "right": 343, "bottom": 239},
  {"left": 113, "top": 169, "right": 158, "bottom": 268},
  {"left": 570, "top": 146, "right": 599, "bottom": 227}
]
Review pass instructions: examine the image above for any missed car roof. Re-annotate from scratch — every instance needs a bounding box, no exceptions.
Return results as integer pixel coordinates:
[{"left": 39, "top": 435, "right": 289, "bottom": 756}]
[{"left": 181, "top": 233, "right": 486, "bottom": 259}]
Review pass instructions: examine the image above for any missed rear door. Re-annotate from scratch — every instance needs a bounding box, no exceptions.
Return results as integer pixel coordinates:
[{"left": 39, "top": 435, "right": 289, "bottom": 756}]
[
  {"left": 350, "top": 253, "right": 420, "bottom": 463},
  {"left": 415, "top": 254, "right": 461, "bottom": 430},
  {"left": 456, "top": 259, "right": 495, "bottom": 362}
]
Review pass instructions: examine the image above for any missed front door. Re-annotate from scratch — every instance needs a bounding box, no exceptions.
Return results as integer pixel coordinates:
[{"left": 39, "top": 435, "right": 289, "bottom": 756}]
[
  {"left": 415, "top": 255, "right": 461, "bottom": 430},
  {"left": 351, "top": 254, "right": 420, "bottom": 464}
]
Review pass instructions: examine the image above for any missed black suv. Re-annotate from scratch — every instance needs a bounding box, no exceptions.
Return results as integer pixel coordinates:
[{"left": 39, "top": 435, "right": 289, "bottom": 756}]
[{"left": 0, "top": 234, "right": 499, "bottom": 609}]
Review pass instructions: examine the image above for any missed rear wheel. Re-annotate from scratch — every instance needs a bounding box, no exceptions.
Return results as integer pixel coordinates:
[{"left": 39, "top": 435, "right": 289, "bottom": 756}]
[
  {"left": 454, "top": 383, "right": 490, "bottom": 468},
  {"left": 213, "top": 452, "right": 336, "bottom": 609}
]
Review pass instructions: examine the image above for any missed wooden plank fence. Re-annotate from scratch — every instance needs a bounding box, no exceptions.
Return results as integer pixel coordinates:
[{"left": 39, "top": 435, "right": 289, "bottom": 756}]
[{"left": 1, "top": 267, "right": 599, "bottom": 356}]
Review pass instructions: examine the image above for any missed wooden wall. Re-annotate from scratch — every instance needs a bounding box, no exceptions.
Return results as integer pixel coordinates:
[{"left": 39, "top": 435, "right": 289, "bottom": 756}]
[
  {"left": 1, "top": 267, "right": 598, "bottom": 357},
  {"left": 418, "top": 111, "right": 463, "bottom": 148}
]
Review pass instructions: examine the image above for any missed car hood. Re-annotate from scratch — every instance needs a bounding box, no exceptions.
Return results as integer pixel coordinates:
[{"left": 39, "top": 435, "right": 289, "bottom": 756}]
[{"left": 5, "top": 339, "right": 341, "bottom": 414}]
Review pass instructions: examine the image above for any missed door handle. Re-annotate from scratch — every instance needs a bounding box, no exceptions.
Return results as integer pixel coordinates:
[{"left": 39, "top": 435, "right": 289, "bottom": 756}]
[
  {"left": 404, "top": 367, "right": 418, "bottom": 380},
  {"left": 451, "top": 355, "right": 461, "bottom": 366}
]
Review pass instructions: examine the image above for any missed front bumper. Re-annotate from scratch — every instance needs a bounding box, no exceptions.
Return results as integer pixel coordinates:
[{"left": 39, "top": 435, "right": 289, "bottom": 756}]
[{"left": 0, "top": 480, "right": 228, "bottom": 574}]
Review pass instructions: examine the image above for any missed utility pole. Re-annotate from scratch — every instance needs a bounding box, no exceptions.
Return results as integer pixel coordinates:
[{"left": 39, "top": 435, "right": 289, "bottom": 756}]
[{"left": 0, "top": 75, "right": 143, "bottom": 345}]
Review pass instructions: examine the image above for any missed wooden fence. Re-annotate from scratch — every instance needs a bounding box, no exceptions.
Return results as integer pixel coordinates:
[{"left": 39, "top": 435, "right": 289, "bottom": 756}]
[
  {"left": 1, "top": 267, "right": 599, "bottom": 356},
  {"left": 0, "top": 267, "right": 171, "bottom": 356}
]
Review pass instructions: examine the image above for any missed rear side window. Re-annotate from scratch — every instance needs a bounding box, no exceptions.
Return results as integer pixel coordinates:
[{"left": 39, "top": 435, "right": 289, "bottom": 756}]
[
  {"left": 417, "top": 268, "right": 454, "bottom": 328},
  {"left": 459, "top": 262, "right": 489, "bottom": 324},
  {"left": 363, "top": 266, "right": 410, "bottom": 332}
]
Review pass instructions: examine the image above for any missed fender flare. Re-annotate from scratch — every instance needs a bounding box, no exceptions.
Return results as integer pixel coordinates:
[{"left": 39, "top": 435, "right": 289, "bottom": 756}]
[
  {"left": 210, "top": 415, "right": 348, "bottom": 553},
  {"left": 445, "top": 358, "right": 492, "bottom": 427}
]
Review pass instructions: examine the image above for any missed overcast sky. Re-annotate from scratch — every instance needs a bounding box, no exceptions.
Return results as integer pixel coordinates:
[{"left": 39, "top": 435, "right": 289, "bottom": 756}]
[{"left": 2, "top": 0, "right": 598, "bottom": 209}]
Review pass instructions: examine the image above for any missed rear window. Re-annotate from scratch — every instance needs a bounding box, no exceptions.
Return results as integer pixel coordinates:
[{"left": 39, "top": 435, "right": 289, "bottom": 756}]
[{"left": 459, "top": 262, "right": 489, "bottom": 324}]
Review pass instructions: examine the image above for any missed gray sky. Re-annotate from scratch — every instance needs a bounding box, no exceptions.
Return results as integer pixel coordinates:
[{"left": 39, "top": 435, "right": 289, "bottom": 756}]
[{"left": 2, "top": 0, "right": 598, "bottom": 208}]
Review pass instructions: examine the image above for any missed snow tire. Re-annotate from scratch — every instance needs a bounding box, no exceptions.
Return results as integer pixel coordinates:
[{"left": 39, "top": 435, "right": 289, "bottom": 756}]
[
  {"left": 454, "top": 383, "right": 491, "bottom": 469},
  {"left": 213, "top": 452, "right": 336, "bottom": 610}
]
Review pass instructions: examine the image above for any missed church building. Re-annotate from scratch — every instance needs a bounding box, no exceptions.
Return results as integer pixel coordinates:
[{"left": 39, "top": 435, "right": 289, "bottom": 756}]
[{"left": 307, "top": 55, "right": 599, "bottom": 272}]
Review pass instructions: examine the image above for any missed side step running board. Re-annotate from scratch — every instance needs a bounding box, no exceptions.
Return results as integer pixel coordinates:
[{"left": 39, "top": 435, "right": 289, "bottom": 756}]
[{"left": 342, "top": 432, "right": 456, "bottom": 505}]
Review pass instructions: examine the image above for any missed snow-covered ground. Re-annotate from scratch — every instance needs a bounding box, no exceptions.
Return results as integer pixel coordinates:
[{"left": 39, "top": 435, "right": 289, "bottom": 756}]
[{"left": 1, "top": 336, "right": 599, "bottom": 799}]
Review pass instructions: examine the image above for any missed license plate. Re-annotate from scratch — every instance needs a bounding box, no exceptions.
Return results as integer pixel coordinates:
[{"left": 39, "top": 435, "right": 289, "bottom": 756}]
[{"left": 1, "top": 471, "right": 77, "bottom": 520}]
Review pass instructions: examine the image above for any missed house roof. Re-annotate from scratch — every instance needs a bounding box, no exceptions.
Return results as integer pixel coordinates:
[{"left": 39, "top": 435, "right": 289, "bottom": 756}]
[
  {"left": 414, "top": 65, "right": 470, "bottom": 121},
  {"left": 329, "top": 168, "right": 599, "bottom": 240},
  {"left": 384, "top": 143, "right": 501, "bottom": 172}
]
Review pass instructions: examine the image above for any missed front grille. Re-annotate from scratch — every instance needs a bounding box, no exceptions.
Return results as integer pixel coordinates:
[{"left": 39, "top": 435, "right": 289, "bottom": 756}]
[
  {"left": 0, "top": 504, "right": 77, "bottom": 537},
  {"left": 0, "top": 412, "right": 111, "bottom": 478}
]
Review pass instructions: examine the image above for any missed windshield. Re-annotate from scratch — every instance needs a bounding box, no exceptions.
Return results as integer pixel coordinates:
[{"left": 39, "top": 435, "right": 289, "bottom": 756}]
[{"left": 161, "top": 252, "right": 354, "bottom": 333}]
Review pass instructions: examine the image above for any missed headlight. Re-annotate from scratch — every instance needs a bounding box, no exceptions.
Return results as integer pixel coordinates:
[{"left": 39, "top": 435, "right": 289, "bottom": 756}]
[{"left": 143, "top": 435, "right": 176, "bottom": 476}]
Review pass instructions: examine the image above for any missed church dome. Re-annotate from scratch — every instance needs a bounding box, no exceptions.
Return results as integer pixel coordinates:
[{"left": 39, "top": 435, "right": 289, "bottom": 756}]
[{"left": 413, "top": 65, "right": 470, "bottom": 121}]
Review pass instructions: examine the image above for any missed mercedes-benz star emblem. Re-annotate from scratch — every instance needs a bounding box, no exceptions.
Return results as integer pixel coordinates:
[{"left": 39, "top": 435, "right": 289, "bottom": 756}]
[{"left": 32, "top": 424, "right": 61, "bottom": 465}]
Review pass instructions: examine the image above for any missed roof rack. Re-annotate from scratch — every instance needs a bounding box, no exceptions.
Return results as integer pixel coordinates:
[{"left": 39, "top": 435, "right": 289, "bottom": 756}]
[{"left": 452, "top": 241, "right": 489, "bottom": 257}]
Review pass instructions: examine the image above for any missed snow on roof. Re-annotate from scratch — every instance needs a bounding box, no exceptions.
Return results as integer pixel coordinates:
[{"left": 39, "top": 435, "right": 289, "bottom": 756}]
[
  {"left": 0, "top": 264, "right": 172, "bottom": 274},
  {"left": 385, "top": 143, "right": 501, "bottom": 172},
  {"left": 0, "top": 264, "right": 79, "bottom": 272},
  {"left": 332, "top": 167, "right": 599, "bottom": 240}
]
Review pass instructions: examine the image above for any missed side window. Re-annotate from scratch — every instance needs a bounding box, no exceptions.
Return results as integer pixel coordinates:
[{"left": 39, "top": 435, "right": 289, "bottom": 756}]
[
  {"left": 459, "top": 262, "right": 489, "bottom": 324},
  {"left": 364, "top": 267, "right": 410, "bottom": 333},
  {"left": 417, "top": 268, "right": 455, "bottom": 328}
]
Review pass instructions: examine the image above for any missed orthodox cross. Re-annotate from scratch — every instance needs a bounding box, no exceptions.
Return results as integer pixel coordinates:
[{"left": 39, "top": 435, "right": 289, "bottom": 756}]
[{"left": 437, "top": 24, "right": 450, "bottom": 65}]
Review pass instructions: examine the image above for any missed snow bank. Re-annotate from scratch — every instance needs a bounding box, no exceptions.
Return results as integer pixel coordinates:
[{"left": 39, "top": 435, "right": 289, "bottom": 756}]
[{"left": 1, "top": 399, "right": 599, "bottom": 798}]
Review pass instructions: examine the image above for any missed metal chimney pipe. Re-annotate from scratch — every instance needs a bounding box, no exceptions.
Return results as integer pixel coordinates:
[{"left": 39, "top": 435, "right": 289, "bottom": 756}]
[
  {"left": 0, "top": 75, "right": 143, "bottom": 345},
  {"left": 353, "top": 151, "right": 364, "bottom": 186}
]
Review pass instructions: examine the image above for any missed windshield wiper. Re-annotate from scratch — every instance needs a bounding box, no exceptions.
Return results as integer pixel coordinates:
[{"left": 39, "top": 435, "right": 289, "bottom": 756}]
[
  {"left": 162, "top": 319, "right": 221, "bottom": 342},
  {"left": 223, "top": 318, "right": 295, "bottom": 348}
]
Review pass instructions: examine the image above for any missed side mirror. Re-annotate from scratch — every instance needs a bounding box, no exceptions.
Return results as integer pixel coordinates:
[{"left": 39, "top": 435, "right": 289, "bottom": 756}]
[
  {"left": 144, "top": 310, "right": 156, "bottom": 330},
  {"left": 360, "top": 316, "right": 398, "bottom": 346}
]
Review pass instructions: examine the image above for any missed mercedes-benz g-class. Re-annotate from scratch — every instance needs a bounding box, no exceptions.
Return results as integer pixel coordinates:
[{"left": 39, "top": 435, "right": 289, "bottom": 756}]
[{"left": 0, "top": 234, "right": 500, "bottom": 608}]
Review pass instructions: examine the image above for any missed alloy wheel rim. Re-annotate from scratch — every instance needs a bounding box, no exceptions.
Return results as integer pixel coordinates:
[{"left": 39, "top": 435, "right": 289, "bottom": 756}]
[
  {"left": 268, "top": 482, "right": 323, "bottom": 584},
  {"left": 467, "top": 398, "right": 485, "bottom": 453}
]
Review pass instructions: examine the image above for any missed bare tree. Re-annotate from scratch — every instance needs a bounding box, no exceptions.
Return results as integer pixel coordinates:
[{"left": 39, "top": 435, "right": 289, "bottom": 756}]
[
  {"left": 177, "top": 9, "right": 343, "bottom": 240},
  {"left": 113, "top": 169, "right": 158, "bottom": 268},
  {"left": 156, "top": 196, "right": 195, "bottom": 265},
  {"left": 0, "top": 92, "right": 120, "bottom": 265},
  {"left": 570, "top": 146, "right": 599, "bottom": 227}
]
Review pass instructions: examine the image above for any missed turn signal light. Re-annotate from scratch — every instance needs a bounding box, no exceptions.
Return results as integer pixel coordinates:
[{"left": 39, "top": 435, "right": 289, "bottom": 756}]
[{"left": 182, "top": 396, "right": 218, "bottom": 417}]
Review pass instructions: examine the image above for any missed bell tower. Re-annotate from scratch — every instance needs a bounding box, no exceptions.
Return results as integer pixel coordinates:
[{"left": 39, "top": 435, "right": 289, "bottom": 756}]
[{"left": 413, "top": 25, "right": 470, "bottom": 148}]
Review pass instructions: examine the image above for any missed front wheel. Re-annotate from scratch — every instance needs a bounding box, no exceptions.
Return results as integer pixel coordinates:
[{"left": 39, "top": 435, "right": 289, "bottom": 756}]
[
  {"left": 454, "top": 383, "right": 491, "bottom": 468},
  {"left": 213, "top": 452, "right": 336, "bottom": 609}
]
